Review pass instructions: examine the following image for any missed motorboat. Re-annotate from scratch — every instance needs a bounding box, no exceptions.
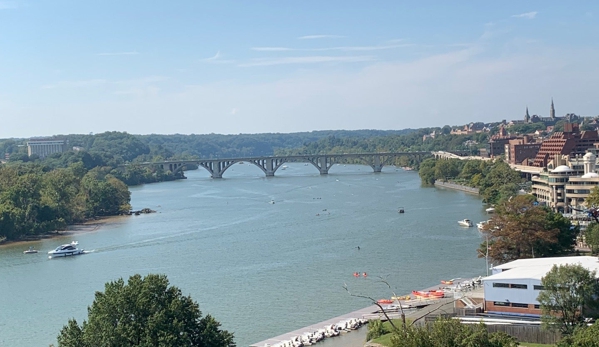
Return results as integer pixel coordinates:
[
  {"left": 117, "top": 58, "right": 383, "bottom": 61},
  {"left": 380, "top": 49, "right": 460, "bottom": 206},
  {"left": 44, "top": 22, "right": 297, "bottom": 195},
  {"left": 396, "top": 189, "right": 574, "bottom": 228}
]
[
  {"left": 477, "top": 220, "right": 490, "bottom": 230},
  {"left": 486, "top": 207, "right": 495, "bottom": 213},
  {"left": 23, "top": 246, "right": 38, "bottom": 254},
  {"left": 458, "top": 219, "right": 473, "bottom": 227},
  {"left": 398, "top": 207, "right": 405, "bottom": 213},
  {"left": 48, "top": 241, "right": 84, "bottom": 257}
]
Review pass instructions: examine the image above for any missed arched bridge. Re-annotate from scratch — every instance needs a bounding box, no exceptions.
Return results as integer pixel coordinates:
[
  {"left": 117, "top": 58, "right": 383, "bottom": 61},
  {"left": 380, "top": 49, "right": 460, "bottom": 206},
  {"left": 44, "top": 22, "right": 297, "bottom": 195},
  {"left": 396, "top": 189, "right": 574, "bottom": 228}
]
[{"left": 126, "top": 152, "right": 430, "bottom": 179}]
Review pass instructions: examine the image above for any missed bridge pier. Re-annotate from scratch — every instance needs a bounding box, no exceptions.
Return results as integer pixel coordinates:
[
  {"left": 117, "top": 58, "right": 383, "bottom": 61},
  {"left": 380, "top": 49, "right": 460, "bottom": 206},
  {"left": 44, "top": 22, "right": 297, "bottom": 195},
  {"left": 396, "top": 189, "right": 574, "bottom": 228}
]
[
  {"left": 372, "top": 156, "right": 383, "bottom": 173},
  {"left": 318, "top": 156, "right": 330, "bottom": 175}
]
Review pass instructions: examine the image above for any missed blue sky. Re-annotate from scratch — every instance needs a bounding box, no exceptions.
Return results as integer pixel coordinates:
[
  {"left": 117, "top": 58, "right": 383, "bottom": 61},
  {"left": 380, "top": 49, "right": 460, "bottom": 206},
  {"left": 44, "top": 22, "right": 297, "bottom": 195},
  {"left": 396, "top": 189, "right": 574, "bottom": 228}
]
[{"left": 1, "top": 1, "right": 598, "bottom": 138}]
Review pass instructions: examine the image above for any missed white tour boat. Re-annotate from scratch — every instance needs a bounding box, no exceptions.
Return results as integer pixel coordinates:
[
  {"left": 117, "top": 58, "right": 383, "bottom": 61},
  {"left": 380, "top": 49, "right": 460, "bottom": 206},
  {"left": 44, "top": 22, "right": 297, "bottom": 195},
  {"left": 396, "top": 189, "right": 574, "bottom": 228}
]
[
  {"left": 457, "top": 219, "right": 473, "bottom": 227},
  {"left": 48, "top": 241, "right": 84, "bottom": 257}
]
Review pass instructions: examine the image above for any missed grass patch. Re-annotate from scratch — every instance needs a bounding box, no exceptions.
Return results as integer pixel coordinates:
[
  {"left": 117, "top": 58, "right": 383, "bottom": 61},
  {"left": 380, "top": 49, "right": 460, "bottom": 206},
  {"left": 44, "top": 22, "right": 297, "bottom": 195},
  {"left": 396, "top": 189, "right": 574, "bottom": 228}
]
[
  {"left": 518, "top": 344, "right": 555, "bottom": 347},
  {"left": 370, "top": 319, "right": 409, "bottom": 346}
]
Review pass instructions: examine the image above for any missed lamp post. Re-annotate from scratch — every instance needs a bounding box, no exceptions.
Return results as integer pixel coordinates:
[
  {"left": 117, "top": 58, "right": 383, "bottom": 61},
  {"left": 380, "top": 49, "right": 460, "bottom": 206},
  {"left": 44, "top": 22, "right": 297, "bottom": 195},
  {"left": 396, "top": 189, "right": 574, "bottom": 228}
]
[{"left": 485, "top": 235, "right": 489, "bottom": 277}]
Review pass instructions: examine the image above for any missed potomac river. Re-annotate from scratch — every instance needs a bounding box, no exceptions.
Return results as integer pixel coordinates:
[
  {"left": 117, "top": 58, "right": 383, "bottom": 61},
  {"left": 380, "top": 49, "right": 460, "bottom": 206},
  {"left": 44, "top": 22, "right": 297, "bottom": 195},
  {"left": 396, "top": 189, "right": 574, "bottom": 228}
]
[{"left": 0, "top": 164, "right": 489, "bottom": 347}]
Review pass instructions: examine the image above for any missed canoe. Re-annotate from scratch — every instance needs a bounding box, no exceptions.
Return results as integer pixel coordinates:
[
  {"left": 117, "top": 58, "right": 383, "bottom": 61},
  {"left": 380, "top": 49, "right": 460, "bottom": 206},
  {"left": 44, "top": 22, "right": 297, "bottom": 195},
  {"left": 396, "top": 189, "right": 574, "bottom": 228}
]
[{"left": 377, "top": 299, "right": 394, "bottom": 304}]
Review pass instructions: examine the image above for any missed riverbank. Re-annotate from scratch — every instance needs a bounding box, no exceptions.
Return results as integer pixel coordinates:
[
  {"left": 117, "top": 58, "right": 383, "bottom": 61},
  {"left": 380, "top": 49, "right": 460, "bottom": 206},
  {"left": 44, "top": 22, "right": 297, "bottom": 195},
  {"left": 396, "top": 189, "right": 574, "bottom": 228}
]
[
  {"left": 0, "top": 215, "right": 129, "bottom": 249},
  {"left": 434, "top": 181, "right": 480, "bottom": 195}
]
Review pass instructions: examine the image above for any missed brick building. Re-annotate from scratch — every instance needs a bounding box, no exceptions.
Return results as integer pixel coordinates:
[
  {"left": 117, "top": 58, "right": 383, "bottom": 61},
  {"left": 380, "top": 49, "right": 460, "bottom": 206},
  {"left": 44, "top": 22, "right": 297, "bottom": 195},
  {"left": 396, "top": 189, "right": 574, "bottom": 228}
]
[{"left": 532, "top": 123, "right": 599, "bottom": 167}]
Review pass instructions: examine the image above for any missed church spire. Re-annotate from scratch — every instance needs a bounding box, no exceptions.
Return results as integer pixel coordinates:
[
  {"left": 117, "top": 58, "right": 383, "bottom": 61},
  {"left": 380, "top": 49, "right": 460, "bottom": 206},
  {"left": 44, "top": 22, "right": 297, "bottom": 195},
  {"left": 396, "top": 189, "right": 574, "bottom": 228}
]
[
  {"left": 525, "top": 106, "right": 530, "bottom": 123},
  {"left": 550, "top": 98, "right": 555, "bottom": 119}
]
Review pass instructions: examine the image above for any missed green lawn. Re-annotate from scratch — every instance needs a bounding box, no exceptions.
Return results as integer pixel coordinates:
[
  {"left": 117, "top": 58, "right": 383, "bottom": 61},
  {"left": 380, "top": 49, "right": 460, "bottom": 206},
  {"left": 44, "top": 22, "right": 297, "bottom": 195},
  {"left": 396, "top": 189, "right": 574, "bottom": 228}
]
[{"left": 370, "top": 319, "right": 408, "bottom": 346}]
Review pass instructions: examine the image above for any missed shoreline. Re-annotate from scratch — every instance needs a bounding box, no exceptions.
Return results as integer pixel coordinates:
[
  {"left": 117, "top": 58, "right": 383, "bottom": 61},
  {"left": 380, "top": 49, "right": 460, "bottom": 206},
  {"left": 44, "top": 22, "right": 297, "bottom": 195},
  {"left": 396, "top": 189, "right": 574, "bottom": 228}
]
[{"left": 0, "top": 215, "right": 129, "bottom": 249}]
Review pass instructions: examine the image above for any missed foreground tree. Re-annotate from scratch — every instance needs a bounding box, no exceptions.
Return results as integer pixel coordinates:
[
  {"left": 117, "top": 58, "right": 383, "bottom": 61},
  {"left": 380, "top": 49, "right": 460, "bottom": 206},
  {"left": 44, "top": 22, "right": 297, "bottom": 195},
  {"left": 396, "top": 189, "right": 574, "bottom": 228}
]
[
  {"left": 584, "top": 222, "right": 599, "bottom": 254},
  {"left": 57, "top": 274, "right": 235, "bottom": 347},
  {"left": 558, "top": 322, "right": 599, "bottom": 347},
  {"left": 389, "top": 318, "right": 518, "bottom": 347},
  {"left": 537, "top": 264, "right": 599, "bottom": 335},
  {"left": 478, "top": 195, "right": 575, "bottom": 264}
]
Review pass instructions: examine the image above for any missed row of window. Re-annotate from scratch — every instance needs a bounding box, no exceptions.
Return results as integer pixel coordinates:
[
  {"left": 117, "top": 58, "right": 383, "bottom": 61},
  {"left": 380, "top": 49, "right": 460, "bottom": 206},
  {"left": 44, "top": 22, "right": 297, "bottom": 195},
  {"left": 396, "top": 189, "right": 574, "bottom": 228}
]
[
  {"left": 492, "top": 283, "right": 544, "bottom": 290},
  {"left": 493, "top": 302, "right": 540, "bottom": 309}
]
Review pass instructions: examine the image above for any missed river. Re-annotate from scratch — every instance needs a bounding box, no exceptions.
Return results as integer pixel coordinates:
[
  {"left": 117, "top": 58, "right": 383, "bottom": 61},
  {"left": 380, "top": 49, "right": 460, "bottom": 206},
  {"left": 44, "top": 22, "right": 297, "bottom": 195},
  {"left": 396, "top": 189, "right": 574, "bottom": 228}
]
[{"left": 0, "top": 164, "right": 489, "bottom": 347}]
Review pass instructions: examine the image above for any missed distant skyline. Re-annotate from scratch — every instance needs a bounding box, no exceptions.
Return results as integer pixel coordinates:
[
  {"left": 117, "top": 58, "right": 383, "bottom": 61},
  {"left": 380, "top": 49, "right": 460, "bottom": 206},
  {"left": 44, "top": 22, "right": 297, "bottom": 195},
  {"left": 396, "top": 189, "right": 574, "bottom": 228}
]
[{"left": 1, "top": 1, "right": 599, "bottom": 138}]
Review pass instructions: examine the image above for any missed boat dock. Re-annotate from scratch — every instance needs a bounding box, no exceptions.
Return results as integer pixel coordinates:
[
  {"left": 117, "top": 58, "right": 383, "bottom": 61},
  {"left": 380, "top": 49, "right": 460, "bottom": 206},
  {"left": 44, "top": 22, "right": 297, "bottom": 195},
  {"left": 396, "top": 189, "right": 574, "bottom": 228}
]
[{"left": 250, "top": 278, "right": 481, "bottom": 346}]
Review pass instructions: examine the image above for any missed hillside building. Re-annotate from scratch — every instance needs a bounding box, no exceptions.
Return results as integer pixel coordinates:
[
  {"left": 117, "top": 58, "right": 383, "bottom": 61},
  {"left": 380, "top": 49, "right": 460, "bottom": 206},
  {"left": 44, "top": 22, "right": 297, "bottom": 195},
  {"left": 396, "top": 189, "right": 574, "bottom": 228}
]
[
  {"left": 532, "top": 123, "right": 599, "bottom": 167},
  {"left": 27, "top": 139, "right": 69, "bottom": 158},
  {"left": 504, "top": 135, "right": 541, "bottom": 165},
  {"left": 532, "top": 152, "right": 599, "bottom": 213}
]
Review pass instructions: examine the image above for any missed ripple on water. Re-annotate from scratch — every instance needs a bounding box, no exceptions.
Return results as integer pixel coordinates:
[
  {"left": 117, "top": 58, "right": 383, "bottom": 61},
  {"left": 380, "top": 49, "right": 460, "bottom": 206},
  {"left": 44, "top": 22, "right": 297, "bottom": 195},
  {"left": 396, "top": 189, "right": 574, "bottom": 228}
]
[{"left": 0, "top": 164, "right": 487, "bottom": 347}]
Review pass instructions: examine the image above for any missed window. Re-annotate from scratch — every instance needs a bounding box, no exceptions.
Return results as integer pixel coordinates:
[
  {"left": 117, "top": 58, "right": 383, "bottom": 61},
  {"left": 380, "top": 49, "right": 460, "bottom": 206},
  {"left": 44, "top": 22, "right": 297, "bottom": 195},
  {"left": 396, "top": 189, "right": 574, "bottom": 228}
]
[
  {"left": 511, "top": 303, "right": 529, "bottom": 308},
  {"left": 510, "top": 284, "right": 527, "bottom": 289},
  {"left": 534, "top": 285, "right": 545, "bottom": 290},
  {"left": 534, "top": 305, "right": 540, "bottom": 309},
  {"left": 493, "top": 301, "right": 509, "bottom": 306},
  {"left": 493, "top": 283, "right": 509, "bottom": 288}
]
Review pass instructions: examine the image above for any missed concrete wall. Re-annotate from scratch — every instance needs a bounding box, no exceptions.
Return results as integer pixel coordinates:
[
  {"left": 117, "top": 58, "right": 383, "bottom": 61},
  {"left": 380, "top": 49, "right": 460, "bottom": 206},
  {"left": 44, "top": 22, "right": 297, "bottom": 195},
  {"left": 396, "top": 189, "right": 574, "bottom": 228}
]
[{"left": 434, "top": 181, "right": 480, "bottom": 195}]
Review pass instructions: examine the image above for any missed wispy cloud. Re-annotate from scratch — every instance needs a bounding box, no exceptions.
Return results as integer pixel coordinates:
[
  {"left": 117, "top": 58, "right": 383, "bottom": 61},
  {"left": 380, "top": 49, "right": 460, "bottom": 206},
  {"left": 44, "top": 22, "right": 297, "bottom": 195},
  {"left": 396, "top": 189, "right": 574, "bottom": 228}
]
[
  {"left": 239, "top": 55, "right": 375, "bottom": 67},
  {"left": 0, "top": 1, "right": 17, "bottom": 10},
  {"left": 512, "top": 11, "right": 537, "bottom": 19},
  {"left": 97, "top": 51, "right": 139, "bottom": 56},
  {"left": 41, "top": 79, "right": 108, "bottom": 89},
  {"left": 251, "top": 44, "right": 410, "bottom": 52},
  {"left": 298, "top": 35, "right": 345, "bottom": 40},
  {"left": 200, "top": 50, "right": 235, "bottom": 63}
]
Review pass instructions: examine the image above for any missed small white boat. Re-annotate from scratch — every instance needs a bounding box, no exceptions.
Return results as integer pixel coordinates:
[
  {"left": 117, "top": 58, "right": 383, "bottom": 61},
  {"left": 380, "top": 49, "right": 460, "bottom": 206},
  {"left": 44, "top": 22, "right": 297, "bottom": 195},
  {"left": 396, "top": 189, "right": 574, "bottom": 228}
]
[
  {"left": 269, "top": 200, "right": 275, "bottom": 204},
  {"left": 48, "top": 241, "right": 84, "bottom": 257},
  {"left": 458, "top": 219, "right": 473, "bottom": 227},
  {"left": 281, "top": 165, "right": 288, "bottom": 170},
  {"left": 23, "top": 246, "right": 38, "bottom": 254},
  {"left": 486, "top": 207, "right": 495, "bottom": 213}
]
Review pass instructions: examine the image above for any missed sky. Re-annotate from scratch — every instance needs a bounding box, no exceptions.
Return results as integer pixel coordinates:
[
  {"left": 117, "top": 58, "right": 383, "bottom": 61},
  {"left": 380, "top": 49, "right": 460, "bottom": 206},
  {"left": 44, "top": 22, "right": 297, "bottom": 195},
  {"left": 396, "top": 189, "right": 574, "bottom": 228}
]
[{"left": 1, "top": 1, "right": 599, "bottom": 138}]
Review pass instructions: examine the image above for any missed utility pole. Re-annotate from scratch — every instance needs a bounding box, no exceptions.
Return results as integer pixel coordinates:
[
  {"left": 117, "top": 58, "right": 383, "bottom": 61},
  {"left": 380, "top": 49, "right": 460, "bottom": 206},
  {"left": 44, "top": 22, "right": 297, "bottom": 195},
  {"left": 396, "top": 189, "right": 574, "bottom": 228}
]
[{"left": 485, "top": 235, "right": 489, "bottom": 277}]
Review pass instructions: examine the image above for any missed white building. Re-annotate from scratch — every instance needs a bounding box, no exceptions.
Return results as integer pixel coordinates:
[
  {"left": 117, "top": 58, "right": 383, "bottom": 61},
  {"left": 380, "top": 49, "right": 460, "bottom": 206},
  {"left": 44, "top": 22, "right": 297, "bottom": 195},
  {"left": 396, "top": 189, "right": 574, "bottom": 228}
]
[
  {"left": 483, "top": 256, "right": 599, "bottom": 316},
  {"left": 27, "top": 139, "right": 69, "bottom": 158}
]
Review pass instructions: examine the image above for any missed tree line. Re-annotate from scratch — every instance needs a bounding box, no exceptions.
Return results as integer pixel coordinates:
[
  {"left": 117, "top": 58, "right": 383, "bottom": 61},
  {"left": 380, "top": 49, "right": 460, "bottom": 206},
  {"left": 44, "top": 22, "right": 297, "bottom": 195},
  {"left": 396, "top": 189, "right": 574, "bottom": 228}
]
[
  {"left": 0, "top": 162, "right": 130, "bottom": 241},
  {"left": 418, "top": 158, "right": 523, "bottom": 205}
]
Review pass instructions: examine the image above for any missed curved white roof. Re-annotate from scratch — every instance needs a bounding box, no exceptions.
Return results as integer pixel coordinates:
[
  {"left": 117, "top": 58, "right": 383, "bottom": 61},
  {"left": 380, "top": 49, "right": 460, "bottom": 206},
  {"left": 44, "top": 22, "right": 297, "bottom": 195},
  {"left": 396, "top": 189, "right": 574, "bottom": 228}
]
[
  {"left": 581, "top": 172, "right": 599, "bottom": 178},
  {"left": 584, "top": 152, "right": 596, "bottom": 159},
  {"left": 551, "top": 165, "right": 573, "bottom": 173}
]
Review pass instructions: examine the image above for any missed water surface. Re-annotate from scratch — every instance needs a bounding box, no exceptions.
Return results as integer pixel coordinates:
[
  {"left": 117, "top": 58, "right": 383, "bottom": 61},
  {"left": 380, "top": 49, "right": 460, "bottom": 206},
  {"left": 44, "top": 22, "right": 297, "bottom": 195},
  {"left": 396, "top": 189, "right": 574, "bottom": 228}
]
[{"left": 0, "top": 164, "right": 488, "bottom": 346}]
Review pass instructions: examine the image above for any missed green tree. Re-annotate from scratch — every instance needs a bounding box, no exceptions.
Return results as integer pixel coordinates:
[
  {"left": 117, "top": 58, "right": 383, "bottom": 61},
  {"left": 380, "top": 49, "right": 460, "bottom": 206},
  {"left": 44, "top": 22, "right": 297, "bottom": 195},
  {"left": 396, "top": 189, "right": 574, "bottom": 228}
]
[
  {"left": 57, "top": 274, "right": 235, "bottom": 347},
  {"left": 458, "top": 159, "right": 484, "bottom": 181},
  {"left": 585, "top": 186, "right": 599, "bottom": 207},
  {"left": 584, "top": 222, "right": 599, "bottom": 254},
  {"left": 389, "top": 318, "right": 518, "bottom": 347},
  {"left": 418, "top": 158, "right": 437, "bottom": 185},
  {"left": 434, "top": 158, "right": 462, "bottom": 182},
  {"left": 478, "top": 195, "right": 574, "bottom": 264},
  {"left": 558, "top": 322, "right": 599, "bottom": 347},
  {"left": 479, "top": 161, "right": 522, "bottom": 205},
  {"left": 537, "top": 264, "right": 599, "bottom": 335}
]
